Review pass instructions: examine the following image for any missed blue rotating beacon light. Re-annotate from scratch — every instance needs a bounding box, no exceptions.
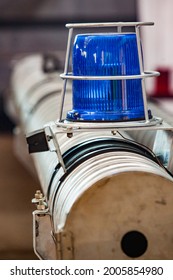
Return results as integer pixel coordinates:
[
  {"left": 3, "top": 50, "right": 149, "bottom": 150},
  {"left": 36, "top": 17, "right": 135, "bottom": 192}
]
[
  {"left": 60, "top": 22, "right": 160, "bottom": 125},
  {"left": 68, "top": 33, "right": 145, "bottom": 121}
]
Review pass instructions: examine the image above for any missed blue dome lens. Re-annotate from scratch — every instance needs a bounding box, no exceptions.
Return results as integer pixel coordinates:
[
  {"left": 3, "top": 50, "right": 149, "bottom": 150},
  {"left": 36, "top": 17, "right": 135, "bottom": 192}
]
[{"left": 67, "top": 33, "right": 149, "bottom": 122}]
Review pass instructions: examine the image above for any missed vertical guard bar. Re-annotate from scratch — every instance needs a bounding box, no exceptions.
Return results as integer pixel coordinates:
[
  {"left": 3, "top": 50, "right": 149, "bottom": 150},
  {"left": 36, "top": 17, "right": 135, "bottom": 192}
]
[
  {"left": 135, "top": 25, "right": 149, "bottom": 122},
  {"left": 58, "top": 27, "right": 73, "bottom": 121}
]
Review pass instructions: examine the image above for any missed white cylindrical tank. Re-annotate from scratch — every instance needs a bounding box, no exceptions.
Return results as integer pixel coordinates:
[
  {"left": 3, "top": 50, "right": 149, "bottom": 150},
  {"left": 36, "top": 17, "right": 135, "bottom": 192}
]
[{"left": 11, "top": 54, "right": 173, "bottom": 260}]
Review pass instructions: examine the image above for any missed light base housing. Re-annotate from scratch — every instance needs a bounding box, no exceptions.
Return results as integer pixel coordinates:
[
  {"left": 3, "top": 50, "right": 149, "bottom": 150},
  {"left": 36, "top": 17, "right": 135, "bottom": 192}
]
[{"left": 67, "top": 108, "right": 152, "bottom": 122}]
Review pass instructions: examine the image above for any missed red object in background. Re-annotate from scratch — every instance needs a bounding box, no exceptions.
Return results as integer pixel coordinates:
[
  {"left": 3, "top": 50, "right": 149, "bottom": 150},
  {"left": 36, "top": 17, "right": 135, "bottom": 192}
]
[{"left": 152, "top": 68, "right": 172, "bottom": 97}]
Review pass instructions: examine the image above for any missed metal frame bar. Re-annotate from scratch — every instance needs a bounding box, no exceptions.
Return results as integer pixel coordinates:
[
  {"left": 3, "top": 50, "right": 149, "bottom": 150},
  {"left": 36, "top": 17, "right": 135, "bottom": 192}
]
[
  {"left": 58, "top": 27, "right": 73, "bottom": 120},
  {"left": 135, "top": 25, "right": 149, "bottom": 122},
  {"left": 56, "top": 119, "right": 173, "bottom": 131},
  {"left": 60, "top": 71, "right": 159, "bottom": 81},
  {"left": 43, "top": 119, "right": 173, "bottom": 172},
  {"left": 33, "top": 209, "right": 50, "bottom": 260},
  {"left": 65, "top": 22, "right": 154, "bottom": 29}
]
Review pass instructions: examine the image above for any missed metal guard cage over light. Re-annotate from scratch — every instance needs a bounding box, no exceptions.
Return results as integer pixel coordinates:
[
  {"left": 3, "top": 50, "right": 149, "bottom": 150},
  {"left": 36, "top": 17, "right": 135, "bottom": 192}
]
[{"left": 60, "top": 22, "right": 160, "bottom": 124}]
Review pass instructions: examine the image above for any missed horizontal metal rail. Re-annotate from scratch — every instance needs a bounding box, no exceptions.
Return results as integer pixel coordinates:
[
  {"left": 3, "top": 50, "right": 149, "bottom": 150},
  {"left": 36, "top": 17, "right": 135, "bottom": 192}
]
[
  {"left": 66, "top": 22, "right": 154, "bottom": 29},
  {"left": 60, "top": 71, "right": 160, "bottom": 81}
]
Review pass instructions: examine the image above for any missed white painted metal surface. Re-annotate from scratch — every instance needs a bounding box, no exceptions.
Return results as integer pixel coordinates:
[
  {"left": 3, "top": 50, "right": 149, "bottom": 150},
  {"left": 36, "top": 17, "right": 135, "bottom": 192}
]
[{"left": 11, "top": 50, "right": 173, "bottom": 259}]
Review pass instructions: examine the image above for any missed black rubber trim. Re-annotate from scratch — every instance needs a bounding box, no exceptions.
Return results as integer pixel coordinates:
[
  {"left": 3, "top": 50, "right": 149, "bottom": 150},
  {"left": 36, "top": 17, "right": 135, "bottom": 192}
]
[
  {"left": 46, "top": 137, "right": 159, "bottom": 200},
  {"left": 62, "top": 138, "right": 157, "bottom": 169}
]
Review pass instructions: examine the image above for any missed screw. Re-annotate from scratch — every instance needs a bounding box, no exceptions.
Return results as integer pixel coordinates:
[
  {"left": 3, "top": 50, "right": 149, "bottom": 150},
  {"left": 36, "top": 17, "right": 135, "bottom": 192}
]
[
  {"left": 35, "top": 190, "right": 43, "bottom": 199},
  {"left": 67, "top": 133, "right": 73, "bottom": 138},
  {"left": 32, "top": 190, "right": 44, "bottom": 204},
  {"left": 111, "top": 130, "right": 117, "bottom": 135},
  {"left": 47, "top": 135, "right": 53, "bottom": 141}
]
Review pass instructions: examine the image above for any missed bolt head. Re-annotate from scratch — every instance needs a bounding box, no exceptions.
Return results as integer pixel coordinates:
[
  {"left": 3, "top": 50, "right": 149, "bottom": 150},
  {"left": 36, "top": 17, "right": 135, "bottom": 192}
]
[{"left": 35, "top": 190, "right": 43, "bottom": 199}]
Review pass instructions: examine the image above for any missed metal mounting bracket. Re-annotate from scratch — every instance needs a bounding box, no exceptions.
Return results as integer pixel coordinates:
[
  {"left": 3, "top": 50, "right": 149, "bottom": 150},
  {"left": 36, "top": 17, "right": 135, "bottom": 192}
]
[{"left": 33, "top": 209, "right": 57, "bottom": 260}]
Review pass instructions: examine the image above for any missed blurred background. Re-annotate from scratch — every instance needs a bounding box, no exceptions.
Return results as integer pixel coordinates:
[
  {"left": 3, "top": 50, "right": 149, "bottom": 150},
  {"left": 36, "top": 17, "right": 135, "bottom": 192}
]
[{"left": 0, "top": 0, "right": 173, "bottom": 259}]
